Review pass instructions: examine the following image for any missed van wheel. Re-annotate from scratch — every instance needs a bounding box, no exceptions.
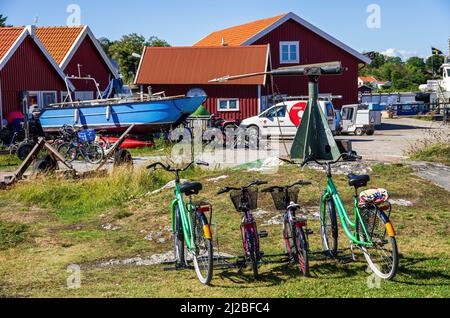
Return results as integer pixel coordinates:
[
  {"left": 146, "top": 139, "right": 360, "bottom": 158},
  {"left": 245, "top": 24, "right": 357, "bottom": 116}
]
[
  {"left": 366, "top": 130, "right": 375, "bottom": 136},
  {"left": 355, "top": 128, "right": 365, "bottom": 136},
  {"left": 246, "top": 126, "right": 260, "bottom": 149}
]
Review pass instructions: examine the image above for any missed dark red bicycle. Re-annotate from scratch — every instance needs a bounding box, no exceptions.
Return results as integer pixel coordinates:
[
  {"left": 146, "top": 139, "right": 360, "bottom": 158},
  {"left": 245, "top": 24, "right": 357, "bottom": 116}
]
[
  {"left": 218, "top": 180, "right": 268, "bottom": 279},
  {"left": 262, "top": 180, "right": 312, "bottom": 276}
]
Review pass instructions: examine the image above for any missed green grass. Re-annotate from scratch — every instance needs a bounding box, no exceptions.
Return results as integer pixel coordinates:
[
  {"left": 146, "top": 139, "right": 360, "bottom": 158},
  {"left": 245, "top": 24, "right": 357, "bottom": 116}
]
[
  {"left": 410, "top": 143, "right": 450, "bottom": 166},
  {"left": 0, "top": 221, "right": 28, "bottom": 250},
  {"left": 0, "top": 154, "right": 21, "bottom": 171},
  {"left": 0, "top": 163, "right": 449, "bottom": 297}
]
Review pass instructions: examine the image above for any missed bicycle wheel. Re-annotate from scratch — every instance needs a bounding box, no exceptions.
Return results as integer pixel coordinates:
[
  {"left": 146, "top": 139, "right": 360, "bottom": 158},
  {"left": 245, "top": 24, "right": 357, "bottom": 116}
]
[
  {"left": 321, "top": 199, "right": 338, "bottom": 256},
  {"left": 192, "top": 212, "right": 213, "bottom": 285},
  {"left": 173, "top": 205, "right": 185, "bottom": 265},
  {"left": 283, "top": 220, "right": 295, "bottom": 257},
  {"left": 85, "top": 142, "right": 104, "bottom": 164},
  {"left": 356, "top": 206, "right": 399, "bottom": 280},
  {"left": 294, "top": 226, "right": 310, "bottom": 277},
  {"left": 57, "top": 142, "right": 77, "bottom": 162},
  {"left": 244, "top": 227, "right": 259, "bottom": 279}
]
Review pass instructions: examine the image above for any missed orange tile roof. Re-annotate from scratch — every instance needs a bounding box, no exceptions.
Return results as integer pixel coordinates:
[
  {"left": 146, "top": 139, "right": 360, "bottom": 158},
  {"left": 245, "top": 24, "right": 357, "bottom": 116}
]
[
  {"left": 0, "top": 27, "right": 25, "bottom": 61},
  {"left": 359, "top": 76, "right": 378, "bottom": 83},
  {"left": 135, "top": 45, "right": 269, "bottom": 85},
  {"left": 194, "top": 14, "right": 287, "bottom": 46},
  {"left": 35, "top": 26, "right": 84, "bottom": 65}
]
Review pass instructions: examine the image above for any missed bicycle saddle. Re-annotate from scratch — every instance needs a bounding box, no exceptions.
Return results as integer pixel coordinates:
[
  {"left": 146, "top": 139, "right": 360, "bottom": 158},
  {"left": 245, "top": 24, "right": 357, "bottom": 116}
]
[
  {"left": 180, "top": 182, "right": 203, "bottom": 196},
  {"left": 347, "top": 174, "right": 370, "bottom": 188}
]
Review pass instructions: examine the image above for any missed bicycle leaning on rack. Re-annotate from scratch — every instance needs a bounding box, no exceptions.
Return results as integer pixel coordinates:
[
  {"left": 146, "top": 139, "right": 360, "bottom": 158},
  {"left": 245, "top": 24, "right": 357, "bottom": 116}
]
[
  {"left": 262, "top": 180, "right": 312, "bottom": 277},
  {"left": 302, "top": 153, "right": 399, "bottom": 280},
  {"left": 57, "top": 129, "right": 105, "bottom": 164},
  {"left": 218, "top": 180, "right": 268, "bottom": 279},
  {"left": 147, "top": 160, "right": 214, "bottom": 285}
]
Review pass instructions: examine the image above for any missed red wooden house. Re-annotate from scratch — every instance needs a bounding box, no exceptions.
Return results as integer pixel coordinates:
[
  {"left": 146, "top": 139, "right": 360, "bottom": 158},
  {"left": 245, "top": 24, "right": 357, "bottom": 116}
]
[
  {"left": 194, "top": 12, "right": 371, "bottom": 114},
  {"left": 36, "top": 25, "right": 119, "bottom": 101},
  {"left": 135, "top": 45, "right": 271, "bottom": 120},
  {"left": 0, "top": 26, "right": 73, "bottom": 128}
]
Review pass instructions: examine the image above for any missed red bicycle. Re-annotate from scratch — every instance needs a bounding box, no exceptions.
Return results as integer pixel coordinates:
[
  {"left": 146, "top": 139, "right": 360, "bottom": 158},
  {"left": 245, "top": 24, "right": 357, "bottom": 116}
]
[
  {"left": 262, "top": 180, "right": 312, "bottom": 276},
  {"left": 218, "top": 180, "right": 268, "bottom": 279}
]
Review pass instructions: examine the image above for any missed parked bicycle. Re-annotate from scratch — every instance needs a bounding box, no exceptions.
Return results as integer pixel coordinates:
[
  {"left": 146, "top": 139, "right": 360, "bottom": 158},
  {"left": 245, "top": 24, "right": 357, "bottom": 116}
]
[
  {"left": 302, "top": 153, "right": 399, "bottom": 280},
  {"left": 262, "top": 180, "right": 312, "bottom": 276},
  {"left": 57, "top": 129, "right": 105, "bottom": 164},
  {"left": 147, "top": 160, "right": 214, "bottom": 285},
  {"left": 218, "top": 180, "right": 268, "bottom": 278}
]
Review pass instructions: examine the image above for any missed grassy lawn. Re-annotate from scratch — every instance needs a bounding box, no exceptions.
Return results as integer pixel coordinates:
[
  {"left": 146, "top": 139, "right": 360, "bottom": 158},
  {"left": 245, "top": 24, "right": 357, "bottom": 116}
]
[
  {"left": 0, "top": 154, "right": 21, "bottom": 171},
  {"left": 409, "top": 143, "right": 450, "bottom": 166},
  {"left": 0, "top": 163, "right": 449, "bottom": 298}
]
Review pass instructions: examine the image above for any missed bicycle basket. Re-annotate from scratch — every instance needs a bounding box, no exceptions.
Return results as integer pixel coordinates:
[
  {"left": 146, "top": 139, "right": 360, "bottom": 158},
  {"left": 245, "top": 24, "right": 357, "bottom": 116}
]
[
  {"left": 77, "top": 129, "right": 96, "bottom": 142},
  {"left": 230, "top": 189, "right": 258, "bottom": 211},
  {"left": 270, "top": 188, "right": 299, "bottom": 211}
]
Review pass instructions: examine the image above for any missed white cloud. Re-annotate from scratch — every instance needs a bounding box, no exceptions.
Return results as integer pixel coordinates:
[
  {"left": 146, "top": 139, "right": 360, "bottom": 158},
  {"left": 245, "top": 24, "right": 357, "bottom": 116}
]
[{"left": 381, "top": 48, "right": 420, "bottom": 60}]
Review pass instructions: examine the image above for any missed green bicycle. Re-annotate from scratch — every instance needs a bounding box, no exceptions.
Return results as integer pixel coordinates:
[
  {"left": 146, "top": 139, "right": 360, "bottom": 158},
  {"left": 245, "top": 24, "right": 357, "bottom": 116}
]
[
  {"left": 302, "top": 153, "right": 399, "bottom": 280},
  {"left": 147, "top": 160, "right": 214, "bottom": 285}
]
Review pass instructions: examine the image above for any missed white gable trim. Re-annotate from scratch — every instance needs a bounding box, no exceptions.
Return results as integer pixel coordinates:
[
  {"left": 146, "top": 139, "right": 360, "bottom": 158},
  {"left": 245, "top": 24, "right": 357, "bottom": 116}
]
[
  {"left": 0, "top": 26, "right": 75, "bottom": 91},
  {"left": 242, "top": 12, "right": 371, "bottom": 65},
  {"left": 0, "top": 27, "right": 28, "bottom": 70},
  {"left": 59, "top": 26, "right": 119, "bottom": 78},
  {"left": 134, "top": 47, "right": 147, "bottom": 85}
]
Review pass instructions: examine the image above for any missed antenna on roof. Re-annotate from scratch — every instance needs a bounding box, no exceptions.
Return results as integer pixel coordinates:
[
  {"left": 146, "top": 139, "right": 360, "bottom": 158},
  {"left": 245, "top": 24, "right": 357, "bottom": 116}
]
[{"left": 33, "top": 16, "right": 39, "bottom": 25}]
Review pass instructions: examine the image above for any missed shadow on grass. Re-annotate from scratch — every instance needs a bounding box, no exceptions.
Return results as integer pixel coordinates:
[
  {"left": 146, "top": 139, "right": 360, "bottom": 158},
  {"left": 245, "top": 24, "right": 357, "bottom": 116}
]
[{"left": 393, "top": 256, "right": 450, "bottom": 286}]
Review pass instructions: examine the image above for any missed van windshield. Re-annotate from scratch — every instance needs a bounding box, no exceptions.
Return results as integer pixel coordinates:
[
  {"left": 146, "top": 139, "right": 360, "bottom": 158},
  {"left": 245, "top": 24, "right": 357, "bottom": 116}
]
[{"left": 262, "top": 106, "right": 286, "bottom": 118}]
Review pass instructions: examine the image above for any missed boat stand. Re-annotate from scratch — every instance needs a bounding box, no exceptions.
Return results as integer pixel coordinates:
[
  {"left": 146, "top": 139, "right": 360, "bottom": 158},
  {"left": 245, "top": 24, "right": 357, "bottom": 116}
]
[{"left": 1, "top": 137, "right": 75, "bottom": 187}]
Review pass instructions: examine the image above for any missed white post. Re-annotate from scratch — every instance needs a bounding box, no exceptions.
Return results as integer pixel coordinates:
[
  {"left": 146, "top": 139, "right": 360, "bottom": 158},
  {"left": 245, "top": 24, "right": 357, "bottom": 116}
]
[{"left": 257, "top": 85, "right": 262, "bottom": 113}]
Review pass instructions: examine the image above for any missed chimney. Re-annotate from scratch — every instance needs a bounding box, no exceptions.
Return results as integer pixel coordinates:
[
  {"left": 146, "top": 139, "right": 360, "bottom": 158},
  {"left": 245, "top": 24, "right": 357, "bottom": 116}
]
[{"left": 221, "top": 37, "right": 228, "bottom": 47}]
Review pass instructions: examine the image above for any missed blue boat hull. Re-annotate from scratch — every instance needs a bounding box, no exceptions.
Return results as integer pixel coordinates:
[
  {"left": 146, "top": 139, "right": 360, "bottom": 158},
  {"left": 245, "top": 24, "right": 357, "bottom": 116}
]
[{"left": 39, "top": 96, "right": 206, "bottom": 134}]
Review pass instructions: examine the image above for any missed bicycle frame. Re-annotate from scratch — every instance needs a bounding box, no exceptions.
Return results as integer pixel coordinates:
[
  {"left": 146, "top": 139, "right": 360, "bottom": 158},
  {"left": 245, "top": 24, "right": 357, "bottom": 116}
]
[
  {"left": 170, "top": 181, "right": 195, "bottom": 251},
  {"left": 321, "top": 176, "right": 373, "bottom": 246},
  {"left": 241, "top": 210, "right": 259, "bottom": 257}
]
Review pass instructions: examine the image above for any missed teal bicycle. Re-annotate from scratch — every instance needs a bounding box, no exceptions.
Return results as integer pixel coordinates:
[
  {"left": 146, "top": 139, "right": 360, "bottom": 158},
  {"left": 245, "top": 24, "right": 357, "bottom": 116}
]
[
  {"left": 147, "top": 160, "right": 214, "bottom": 285},
  {"left": 302, "top": 153, "right": 399, "bottom": 280}
]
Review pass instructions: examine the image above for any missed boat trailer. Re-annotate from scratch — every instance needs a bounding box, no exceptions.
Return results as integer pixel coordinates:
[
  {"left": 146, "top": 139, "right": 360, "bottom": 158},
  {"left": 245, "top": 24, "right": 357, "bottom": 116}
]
[{"left": 0, "top": 124, "right": 136, "bottom": 188}]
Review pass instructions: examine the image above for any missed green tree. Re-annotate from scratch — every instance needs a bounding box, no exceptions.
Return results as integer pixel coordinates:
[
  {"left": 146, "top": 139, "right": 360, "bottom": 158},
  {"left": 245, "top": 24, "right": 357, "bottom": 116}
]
[
  {"left": 97, "top": 37, "right": 112, "bottom": 54},
  {"left": 0, "top": 14, "right": 8, "bottom": 27},
  {"left": 107, "top": 34, "right": 170, "bottom": 83},
  {"left": 425, "top": 55, "right": 445, "bottom": 78}
]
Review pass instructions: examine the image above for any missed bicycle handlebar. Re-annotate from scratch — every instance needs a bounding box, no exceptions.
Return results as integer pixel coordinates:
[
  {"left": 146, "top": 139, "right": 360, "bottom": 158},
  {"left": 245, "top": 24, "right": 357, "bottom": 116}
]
[
  {"left": 301, "top": 152, "right": 362, "bottom": 168},
  {"left": 261, "top": 180, "right": 312, "bottom": 193},
  {"left": 217, "top": 180, "right": 268, "bottom": 195},
  {"left": 146, "top": 160, "right": 209, "bottom": 173}
]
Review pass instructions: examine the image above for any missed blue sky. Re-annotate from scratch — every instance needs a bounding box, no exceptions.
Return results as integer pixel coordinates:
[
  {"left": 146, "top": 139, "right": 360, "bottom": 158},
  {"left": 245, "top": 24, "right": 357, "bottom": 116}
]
[{"left": 2, "top": 0, "right": 449, "bottom": 59}]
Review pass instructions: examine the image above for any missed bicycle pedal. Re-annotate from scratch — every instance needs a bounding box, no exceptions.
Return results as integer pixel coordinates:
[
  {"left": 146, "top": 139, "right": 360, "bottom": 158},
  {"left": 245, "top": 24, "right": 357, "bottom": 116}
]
[{"left": 259, "top": 230, "right": 269, "bottom": 238}]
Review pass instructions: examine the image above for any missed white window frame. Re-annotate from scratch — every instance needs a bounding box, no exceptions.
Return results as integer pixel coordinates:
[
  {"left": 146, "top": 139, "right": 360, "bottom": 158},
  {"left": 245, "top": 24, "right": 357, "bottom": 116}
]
[
  {"left": 279, "top": 41, "right": 300, "bottom": 64},
  {"left": 26, "top": 91, "right": 57, "bottom": 110},
  {"left": 40, "top": 91, "right": 57, "bottom": 108},
  {"left": 217, "top": 98, "right": 240, "bottom": 112}
]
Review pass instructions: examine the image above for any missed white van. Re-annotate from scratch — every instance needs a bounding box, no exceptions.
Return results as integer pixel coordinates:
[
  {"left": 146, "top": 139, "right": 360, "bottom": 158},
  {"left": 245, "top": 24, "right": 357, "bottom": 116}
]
[{"left": 241, "top": 100, "right": 337, "bottom": 139}]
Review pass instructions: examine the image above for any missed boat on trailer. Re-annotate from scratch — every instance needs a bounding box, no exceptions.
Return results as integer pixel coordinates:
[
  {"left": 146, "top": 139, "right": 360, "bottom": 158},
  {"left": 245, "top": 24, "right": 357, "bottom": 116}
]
[{"left": 38, "top": 76, "right": 206, "bottom": 134}]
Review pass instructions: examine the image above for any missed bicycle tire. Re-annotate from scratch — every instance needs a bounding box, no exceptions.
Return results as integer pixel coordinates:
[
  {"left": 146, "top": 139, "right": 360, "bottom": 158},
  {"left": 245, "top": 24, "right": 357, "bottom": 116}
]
[
  {"left": 173, "top": 205, "right": 185, "bottom": 265},
  {"left": 57, "top": 142, "right": 77, "bottom": 162},
  {"left": 85, "top": 142, "right": 104, "bottom": 164},
  {"left": 283, "top": 220, "right": 295, "bottom": 257},
  {"left": 356, "top": 207, "right": 399, "bottom": 280},
  {"left": 321, "top": 198, "right": 338, "bottom": 257},
  {"left": 192, "top": 212, "right": 213, "bottom": 285},
  {"left": 245, "top": 227, "right": 259, "bottom": 279},
  {"left": 294, "top": 226, "right": 310, "bottom": 277}
]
